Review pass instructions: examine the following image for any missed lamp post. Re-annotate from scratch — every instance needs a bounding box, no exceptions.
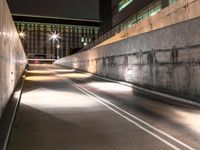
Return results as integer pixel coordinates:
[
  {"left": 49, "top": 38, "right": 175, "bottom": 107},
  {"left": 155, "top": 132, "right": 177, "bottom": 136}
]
[
  {"left": 18, "top": 31, "right": 26, "bottom": 51},
  {"left": 56, "top": 44, "right": 60, "bottom": 59},
  {"left": 49, "top": 31, "right": 61, "bottom": 59}
]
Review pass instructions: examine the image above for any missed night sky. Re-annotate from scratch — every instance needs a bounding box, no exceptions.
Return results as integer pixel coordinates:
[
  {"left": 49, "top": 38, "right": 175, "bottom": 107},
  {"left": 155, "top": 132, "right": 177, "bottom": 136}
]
[{"left": 7, "top": 0, "right": 99, "bottom": 21}]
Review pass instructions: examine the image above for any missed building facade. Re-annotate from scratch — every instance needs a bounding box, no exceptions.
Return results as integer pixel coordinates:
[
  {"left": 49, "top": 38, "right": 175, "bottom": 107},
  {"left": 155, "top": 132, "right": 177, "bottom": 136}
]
[
  {"left": 99, "top": 0, "right": 177, "bottom": 35},
  {"left": 14, "top": 16, "right": 100, "bottom": 59},
  {"left": 99, "top": 0, "right": 112, "bottom": 35}
]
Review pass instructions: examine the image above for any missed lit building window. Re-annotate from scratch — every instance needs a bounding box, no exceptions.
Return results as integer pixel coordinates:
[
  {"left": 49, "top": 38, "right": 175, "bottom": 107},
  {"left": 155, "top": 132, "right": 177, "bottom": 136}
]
[
  {"left": 169, "top": 0, "right": 177, "bottom": 4},
  {"left": 120, "top": 0, "right": 162, "bottom": 31},
  {"left": 14, "top": 21, "right": 99, "bottom": 57},
  {"left": 81, "top": 37, "right": 85, "bottom": 42},
  {"left": 118, "top": 0, "right": 134, "bottom": 12}
]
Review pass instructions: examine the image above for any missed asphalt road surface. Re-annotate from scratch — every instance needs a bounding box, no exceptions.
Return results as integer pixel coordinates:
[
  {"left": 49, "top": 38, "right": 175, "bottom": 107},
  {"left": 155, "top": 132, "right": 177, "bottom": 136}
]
[{"left": 7, "top": 64, "right": 200, "bottom": 150}]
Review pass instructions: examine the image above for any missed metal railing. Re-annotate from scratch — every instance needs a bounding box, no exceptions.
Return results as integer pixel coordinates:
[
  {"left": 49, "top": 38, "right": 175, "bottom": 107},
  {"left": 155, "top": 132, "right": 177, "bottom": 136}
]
[
  {"left": 79, "top": 0, "right": 177, "bottom": 52},
  {"left": 27, "top": 53, "right": 55, "bottom": 59}
]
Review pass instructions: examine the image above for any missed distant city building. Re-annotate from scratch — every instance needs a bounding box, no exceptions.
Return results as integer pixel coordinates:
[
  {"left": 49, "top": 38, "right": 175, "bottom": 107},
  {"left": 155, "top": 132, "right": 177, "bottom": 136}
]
[
  {"left": 14, "top": 15, "right": 100, "bottom": 59},
  {"left": 14, "top": 0, "right": 178, "bottom": 56}
]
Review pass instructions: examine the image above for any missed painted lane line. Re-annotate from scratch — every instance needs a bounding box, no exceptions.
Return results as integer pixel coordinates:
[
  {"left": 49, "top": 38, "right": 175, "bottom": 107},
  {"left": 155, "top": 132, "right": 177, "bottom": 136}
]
[
  {"left": 78, "top": 89, "right": 181, "bottom": 150},
  {"left": 53, "top": 67, "right": 195, "bottom": 150},
  {"left": 74, "top": 81, "right": 196, "bottom": 150},
  {"left": 47, "top": 66, "right": 195, "bottom": 150},
  {"left": 45, "top": 68, "right": 182, "bottom": 150}
]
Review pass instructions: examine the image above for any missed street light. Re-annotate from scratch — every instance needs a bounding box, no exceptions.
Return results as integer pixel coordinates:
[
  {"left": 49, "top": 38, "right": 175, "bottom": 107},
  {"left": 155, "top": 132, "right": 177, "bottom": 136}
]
[
  {"left": 56, "top": 44, "right": 60, "bottom": 49},
  {"left": 83, "top": 42, "right": 87, "bottom": 46},
  {"left": 48, "top": 31, "right": 61, "bottom": 59},
  {"left": 56, "top": 44, "right": 60, "bottom": 59},
  {"left": 19, "top": 31, "right": 25, "bottom": 39},
  {"left": 49, "top": 31, "right": 60, "bottom": 43}
]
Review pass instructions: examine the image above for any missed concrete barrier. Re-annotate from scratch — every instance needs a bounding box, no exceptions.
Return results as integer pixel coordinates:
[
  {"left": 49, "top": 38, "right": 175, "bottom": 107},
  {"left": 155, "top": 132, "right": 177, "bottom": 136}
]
[
  {"left": 55, "top": 16, "right": 200, "bottom": 103},
  {"left": 0, "top": 0, "right": 27, "bottom": 118}
]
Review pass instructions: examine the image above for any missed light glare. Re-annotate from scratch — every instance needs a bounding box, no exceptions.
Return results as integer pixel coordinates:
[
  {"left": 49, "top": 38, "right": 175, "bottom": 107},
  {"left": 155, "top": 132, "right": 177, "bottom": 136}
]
[
  {"left": 19, "top": 31, "right": 25, "bottom": 39},
  {"left": 88, "top": 82, "right": 132, "bottom": 93},
  {"left": 56, "top": 44, "right": 60, "bottom": 49},
  {"left": 48, "top": 31, "right": 61, "bottom": 42}
]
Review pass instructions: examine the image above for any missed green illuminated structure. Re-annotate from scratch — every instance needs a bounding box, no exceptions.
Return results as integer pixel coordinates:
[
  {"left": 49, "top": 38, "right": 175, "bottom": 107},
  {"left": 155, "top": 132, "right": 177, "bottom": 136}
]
[{"left": 118, "top": 0, "right": 134, "bottom": 12}]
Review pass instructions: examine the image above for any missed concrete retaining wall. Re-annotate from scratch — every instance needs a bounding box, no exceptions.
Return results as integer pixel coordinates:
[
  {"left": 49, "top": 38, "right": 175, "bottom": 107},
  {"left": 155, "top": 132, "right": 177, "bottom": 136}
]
[
  {"left": 97, "top": 0, "right": 200, "bottom": 47},
  {"left": 55, "top": 16, "right": 200, "bottom": 103},
  {"left": 0, "top": 0, "right": 27, "bottom": 118}
]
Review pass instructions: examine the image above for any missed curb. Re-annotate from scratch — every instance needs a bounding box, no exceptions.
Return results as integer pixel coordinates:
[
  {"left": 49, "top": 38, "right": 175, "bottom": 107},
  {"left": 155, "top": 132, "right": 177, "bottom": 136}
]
[
  {"left": 0, "top": 67, "right": 28, "bottom": 150},
  {"left": 88, "top": 72, "right": 200, "bottom": 108},
  {"left": 56, "top": 65, "right": 200, "bottom": 108},
  {"left": 89, "top": 73, "right": 200, "bottom": 108}
]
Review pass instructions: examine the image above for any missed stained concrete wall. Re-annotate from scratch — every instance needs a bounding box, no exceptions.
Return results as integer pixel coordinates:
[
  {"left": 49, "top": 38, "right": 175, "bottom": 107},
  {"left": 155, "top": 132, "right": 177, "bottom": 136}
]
[
  {"left": 55, "top": 16, "right": 200, "bottom": 103},
  {"left": 0, "top": 0, "right": 27, "bottom": 118}
]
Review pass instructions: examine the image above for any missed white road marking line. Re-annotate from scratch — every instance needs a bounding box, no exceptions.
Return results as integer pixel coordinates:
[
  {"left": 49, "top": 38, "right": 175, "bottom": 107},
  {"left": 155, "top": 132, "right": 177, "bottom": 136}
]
[
  {"left": 44, "top": 67, "right": 187, "bottom": 150},
  {"left": 63, "top": 68, "right": 196, "bottom": 150},
  {"left": 65, "top": 75, "right": 196, "bottom": 150}
]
